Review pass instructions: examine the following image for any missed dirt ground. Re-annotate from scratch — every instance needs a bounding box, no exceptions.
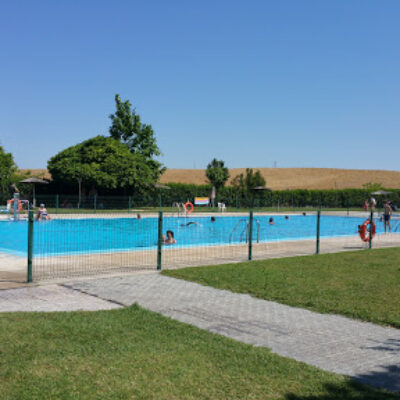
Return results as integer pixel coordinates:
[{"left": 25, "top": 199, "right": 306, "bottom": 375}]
[{"left": 22, "top": 167, "right": 400, "bottom": 190}]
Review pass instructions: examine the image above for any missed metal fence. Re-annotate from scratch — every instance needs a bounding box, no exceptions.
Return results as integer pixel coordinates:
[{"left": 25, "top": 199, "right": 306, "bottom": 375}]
[{"left": 1, "top": 207, "right": 399, "bottom": 282}]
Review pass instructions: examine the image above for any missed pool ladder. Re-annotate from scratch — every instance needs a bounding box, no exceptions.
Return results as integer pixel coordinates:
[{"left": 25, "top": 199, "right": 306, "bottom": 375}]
[{"left": 229, "top": 218, "right": 260, "bottom": 243}]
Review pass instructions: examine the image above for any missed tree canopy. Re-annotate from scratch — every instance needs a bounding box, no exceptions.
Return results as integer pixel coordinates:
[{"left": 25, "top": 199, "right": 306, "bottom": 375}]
[
  {"left": 109, "top": 94, "right": 164, "bottom": 180},
  {"left": 205, "top": 159, "right": 229, "bottom": 189},
  {"left": 232, "top": 168, "right": 266, "bottom": 192},
  {"left": 0, "top": 146, "right": 18, "bottom": 198},
  {"left": 47, "top": 136, "right": 155, "bottom": 194}
]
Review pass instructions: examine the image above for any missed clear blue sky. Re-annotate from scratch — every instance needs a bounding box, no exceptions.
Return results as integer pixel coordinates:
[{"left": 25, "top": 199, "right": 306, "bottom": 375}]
[{"left": 1, "top": 0, "right": 399, "bottom": 171}]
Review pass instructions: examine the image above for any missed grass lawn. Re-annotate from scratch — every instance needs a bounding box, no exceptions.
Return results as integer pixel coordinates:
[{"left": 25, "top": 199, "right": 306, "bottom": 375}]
[
  {"left": 0, "top": 305, "right": 397, "bottom": 400},
  {"left": 163, "top": 248, "right": 400, "bottom": 328}
]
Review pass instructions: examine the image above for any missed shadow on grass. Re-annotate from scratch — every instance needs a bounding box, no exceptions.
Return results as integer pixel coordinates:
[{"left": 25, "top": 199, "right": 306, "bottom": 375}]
[{"left": 286, "top": 364, "right": 400, "bottom": 399}]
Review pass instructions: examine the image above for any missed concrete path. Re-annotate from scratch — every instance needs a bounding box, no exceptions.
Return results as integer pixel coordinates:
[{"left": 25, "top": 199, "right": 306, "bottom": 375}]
[
  {"left": 65, "top": 274, "right": 400, "bottom": 393},
  {"left": 0, "top": 284, "right": 121, "bottom": 312}
]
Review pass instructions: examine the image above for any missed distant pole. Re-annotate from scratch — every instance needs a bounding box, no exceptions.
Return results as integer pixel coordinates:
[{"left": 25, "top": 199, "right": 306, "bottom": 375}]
[
  {"left": 369, "top": 209, "right": 373, "bottom": 249},
  {"left": 27, "top": 210, "right": 34, "bottom": 282},
  {"left": 316, "top": 210, "right": 321, "bottom": 254},
  {"left": 248, "top": 211, "right": 253, "bottom": 260},
  {"left": 157, "top": 211, "right": 163, "bottom": 270},
  {"left": 13, "top": 193, "right": 19, "bottom": 221}
]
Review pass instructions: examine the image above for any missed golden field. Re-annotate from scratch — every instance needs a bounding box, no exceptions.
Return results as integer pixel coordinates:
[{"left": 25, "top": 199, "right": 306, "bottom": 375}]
[{"left": 23, "top": 168, "right": 400, "bottom": 190}]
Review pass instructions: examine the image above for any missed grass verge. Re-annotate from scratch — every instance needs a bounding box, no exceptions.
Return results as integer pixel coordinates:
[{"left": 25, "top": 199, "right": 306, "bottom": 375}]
[
  {"left": 0, "top": 305, "right": 397, "bottom": 399},
  {"left": 163, "top": 248, "right": 400, "bottom": 328}
]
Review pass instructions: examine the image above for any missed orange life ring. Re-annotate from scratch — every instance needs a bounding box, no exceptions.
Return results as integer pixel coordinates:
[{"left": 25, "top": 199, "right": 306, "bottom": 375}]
[
  {"left": 8, "top": 199, "right": 22, "bottom": 211},
  {"left": 184, "top": 202, "right": 194, "bottom": 214},
  {"left": 358, "top": 219, "right": 376, "bottom": 242}
]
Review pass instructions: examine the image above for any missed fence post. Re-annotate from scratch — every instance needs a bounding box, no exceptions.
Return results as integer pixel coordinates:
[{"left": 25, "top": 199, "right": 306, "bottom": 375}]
[
  {"left": 248, "top": 210, "right": 253, "bottom": 261},
  {"left": 27, "top": 210, "right": 34, "bottom": 283},
  {"left": 94, "top": 195, "right": 97, "bottom": 213},
  {"left": 128, "top": 196, "right": 132, "bottom": 212},
  {"left": 55, "top": 194, "right": 59, "bottom": 214},
  {"left": 369, "top": 209, "right": 373, "bottom": 249},
  {"left": 157, "top": 211, "right": 163, "bottom": 270},
  {"left": 316, "top": 210, "right": 321, "bottom": 254}
]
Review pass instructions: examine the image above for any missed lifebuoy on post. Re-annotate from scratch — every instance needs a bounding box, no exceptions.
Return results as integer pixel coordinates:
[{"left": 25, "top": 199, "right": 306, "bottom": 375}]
[
  {"left": 184, "top": 202, "right": 194, "bottom": 214},
  {"left": 358, "top": 219, "right": 376, "bottom": 242},
  {"left": 7, "top": 199, "right": 22, "bottom": 211}
]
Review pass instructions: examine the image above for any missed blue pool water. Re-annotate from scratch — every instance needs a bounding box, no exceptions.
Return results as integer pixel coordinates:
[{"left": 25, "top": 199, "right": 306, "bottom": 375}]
[{"left": 0, "top": 215, "right": 398, "bottom": 257}]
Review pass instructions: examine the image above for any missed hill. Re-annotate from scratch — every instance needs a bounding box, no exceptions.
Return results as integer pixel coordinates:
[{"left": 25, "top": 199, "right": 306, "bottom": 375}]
[{"left": 22, "top": 168, "right": 400, "bottom": 190}]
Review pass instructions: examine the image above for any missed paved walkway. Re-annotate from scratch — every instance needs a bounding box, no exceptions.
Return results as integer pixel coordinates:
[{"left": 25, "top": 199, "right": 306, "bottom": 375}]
[
  {"left": 0, "top": 284, "right": 120, "bottom": 312},
  {"left": 1, "top": 274, "right": 399, "bottom": 392},
  {"left": 66, "top": 274, "right": 400, "bottom": 393}
]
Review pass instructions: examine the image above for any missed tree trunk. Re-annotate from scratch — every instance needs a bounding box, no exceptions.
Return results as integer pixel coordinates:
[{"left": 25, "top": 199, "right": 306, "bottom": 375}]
[{"left": 78, "top": 178, "right": 82, "bottom": 208}]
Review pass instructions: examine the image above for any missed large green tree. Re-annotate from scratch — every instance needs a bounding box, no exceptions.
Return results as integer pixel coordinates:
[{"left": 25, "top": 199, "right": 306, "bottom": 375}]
[
  {"left": 109, "top": 94, "right": 164, "bottom": 180},
  {"left": 0, "top": 146, "right": 18, "bottom": 198},
  {"left": 48, "top": 136, "right": 154, "bottom": 203},
  {"left": 205, "top": 159, "right": 229, "bottom": 189},
  {"left": 232, "top": 168, "right": 266, "bottom": 192}
]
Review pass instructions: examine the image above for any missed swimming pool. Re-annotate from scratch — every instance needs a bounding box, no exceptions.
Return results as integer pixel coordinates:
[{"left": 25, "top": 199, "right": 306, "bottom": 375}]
[{"left": 0, "top": 214, "right": 397, "bottom": 257}]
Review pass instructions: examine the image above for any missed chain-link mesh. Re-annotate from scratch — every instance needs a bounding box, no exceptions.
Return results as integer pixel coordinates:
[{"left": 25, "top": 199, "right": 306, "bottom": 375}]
[
  {"left": 1, "top": 206, "right": 400, "bottom": 282},
  {"left": 32, "top": 212, "right": 157, "bottom": 280}
]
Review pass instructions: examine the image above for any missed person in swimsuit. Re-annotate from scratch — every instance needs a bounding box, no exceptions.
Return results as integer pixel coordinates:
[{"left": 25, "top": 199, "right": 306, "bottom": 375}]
[
  {"left": 370, "top": 197, "right": 376, "bottom": 211},
  {"left": 36, "top": 204, "right": 51, "bottom": 221},
  {"left": 162, "top": 230, "right": 177, "bottom": 244},
  {"left": 383, "top": 201, "right": 392, "bottom": 233},
  {"left": 180, "top": 221, "right": 198, "bottom": 227}
]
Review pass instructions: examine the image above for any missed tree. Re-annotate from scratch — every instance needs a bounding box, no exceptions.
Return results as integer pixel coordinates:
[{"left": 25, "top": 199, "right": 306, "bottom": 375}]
[
  {"left": 362, "top": 182, "right": 384, "bottom": 192},
  {"left": 205, "top": 159, "right": 229, "bottom": 189},
  {"left": 0, "top": 146, "right": 17, "bottom": 198},
  {"left": 232, "top": 168, "right": 266, "bottom": 192},
  {"left": 48, "top": 136, "right": 154, "bottom": 204},
  {"left": 109, "top": 94, "right": 164, "bottom": 180}
]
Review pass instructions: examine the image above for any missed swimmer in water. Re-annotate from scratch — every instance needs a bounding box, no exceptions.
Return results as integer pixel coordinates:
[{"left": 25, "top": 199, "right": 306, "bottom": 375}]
[
  {"left": 180, "top": 221, "right": 198, "bottom": 227},
  {"left": 269, "top": 217, "right": 275, "bottom": 225},
  {"left": 285, "top": 215, "right": 289, "bottom": 220},
  {"left": 162, "top": 230, "right": 177, "bottom": 244}
]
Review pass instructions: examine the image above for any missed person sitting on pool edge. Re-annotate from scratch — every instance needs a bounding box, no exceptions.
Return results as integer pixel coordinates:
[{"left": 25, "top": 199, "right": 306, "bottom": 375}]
[
  {"left": 162, "top": 230, "right": 177, "bottom": 244},
  {"left": 36, "top": 204, "right": 51, "bottom": 221}
]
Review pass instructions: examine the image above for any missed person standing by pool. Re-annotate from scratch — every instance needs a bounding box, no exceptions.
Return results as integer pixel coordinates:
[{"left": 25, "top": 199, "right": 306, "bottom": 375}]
[
  {"left": 363, "top": 200, "right": 369, "bottom": 211},
  {"left": 383, "top": 201, "right": 392, "bottom": 233},
  {"left": 370, "top": 197, "right": 376, "bottom": 211}
]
